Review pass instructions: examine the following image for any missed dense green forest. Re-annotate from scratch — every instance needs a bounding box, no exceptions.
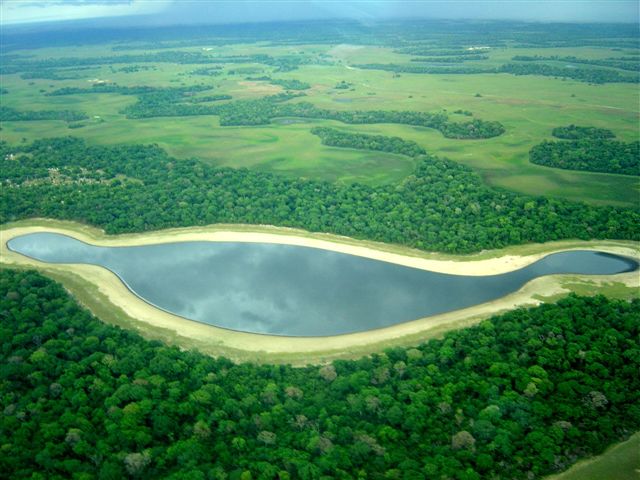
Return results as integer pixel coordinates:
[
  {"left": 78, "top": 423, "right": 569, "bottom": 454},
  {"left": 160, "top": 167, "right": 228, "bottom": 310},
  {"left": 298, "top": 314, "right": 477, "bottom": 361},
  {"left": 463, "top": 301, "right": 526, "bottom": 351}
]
[
  {"left": 310, "top": 127, "right": 426, "bottom": 157},
  {"left": 354, "top": 62, "right": 639, "bottom": 84},
  {"left": 353, "top": 63, "right": 492, "bottom": 76},
  {"left": 115, "top": 65, "right": 157, "bottom": 74},
  {"left": 187, "top": 95, "right": 234, "bottom": 104},
  {"left": 120, "top": 92, "right": 504, "bottom": 139},
  {"left": 119, "top": 88, "right": 280, "bottom": 121},
  {"left": 0, "top": 106, "right": 88, "bottom": 122},
  {"left": 46, "top": 84, "right": 233, "bottom": 118},
  {"left": 46, "top": 84, "right": 213, "bottom": 97},
  {"left": 530, "top": 139, "right": 640, "bottom": 176},
  {"left": 409, "top": 55, "right": 489, "bottom": 63},
  {"left": 20, "top": 68, "right": 97, "bottom": 81},
  {"left": 511, "top": 55, "right": 640, "bottom": 73},
  {"left": 1, "top": 137, "right": 638, "bottom": 253},
  {"left": 0, "top": 51, "right": 317, "bottom": 76},
  {"left": 551, "top": 125, "right": 615, "bottom": 140},
  {"left": 394, "top": 48, "right": 490, "bottom": 56},
  {"left": 2, "top": 269, "right": 638, "bottom": 479},
  {"left": 244, "top": 76, "right": 311, "bottom": 90},
  {"left": 268, "top": 78, "right": 312, "bottom": 90},
  {"left": 3, "top": 19, "right": 637, "bottom": 53},
  {"left": 189, "top": 66, "right": 223, "bottom": 76},
  {"left": 499, "top": 62, "right": 638, "bottom": 84}
]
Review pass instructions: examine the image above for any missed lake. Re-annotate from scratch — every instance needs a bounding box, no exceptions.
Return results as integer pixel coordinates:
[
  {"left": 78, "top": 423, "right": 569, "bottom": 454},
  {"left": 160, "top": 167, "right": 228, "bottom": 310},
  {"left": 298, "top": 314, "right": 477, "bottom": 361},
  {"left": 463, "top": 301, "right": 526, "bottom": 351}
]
[{"left": 7, "top": 233, "right": 638, "bottom": 336}]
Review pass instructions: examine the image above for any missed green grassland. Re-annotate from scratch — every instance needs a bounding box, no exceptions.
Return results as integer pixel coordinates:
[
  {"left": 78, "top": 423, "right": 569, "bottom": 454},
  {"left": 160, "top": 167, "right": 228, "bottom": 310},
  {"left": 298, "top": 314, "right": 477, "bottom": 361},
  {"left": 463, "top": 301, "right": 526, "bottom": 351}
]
[{"left": 1, "top": 42, "right": 638, "bottom": 205}]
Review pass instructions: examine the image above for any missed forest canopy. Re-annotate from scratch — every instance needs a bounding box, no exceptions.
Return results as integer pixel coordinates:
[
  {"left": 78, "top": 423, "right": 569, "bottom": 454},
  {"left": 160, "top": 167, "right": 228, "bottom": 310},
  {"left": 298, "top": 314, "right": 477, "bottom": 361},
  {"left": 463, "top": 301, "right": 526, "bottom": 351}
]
[
  {"left": 352, "top": 62, "right": 639, "bottom": 84},
  {"left": 120, "top": 92, "right": 505, "bottom": 140},
  {"left": 551, "top": 125, "right": 616, "bottom": 140},
  {"left": 310, "top": 127, "right": 426, "bottom": 157},
  {"left": 528, "top": 125, "right": 638, "bottom": 176},
  {"left": 0, "top": 105, "right": 88, "bottom": 122},
  {"left": 1, "top": 269, "right": 638, "bottom": 479},
  {"left": 1, "top": 137, "right": 638, "bottom": 254}
]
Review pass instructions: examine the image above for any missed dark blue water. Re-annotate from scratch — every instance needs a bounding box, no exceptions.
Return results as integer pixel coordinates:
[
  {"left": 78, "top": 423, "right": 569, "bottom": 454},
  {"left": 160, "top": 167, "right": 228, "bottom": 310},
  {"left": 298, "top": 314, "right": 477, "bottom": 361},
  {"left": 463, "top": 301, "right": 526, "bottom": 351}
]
[{"left": 7, "top": 233, "right": 637, "bottom": 336}]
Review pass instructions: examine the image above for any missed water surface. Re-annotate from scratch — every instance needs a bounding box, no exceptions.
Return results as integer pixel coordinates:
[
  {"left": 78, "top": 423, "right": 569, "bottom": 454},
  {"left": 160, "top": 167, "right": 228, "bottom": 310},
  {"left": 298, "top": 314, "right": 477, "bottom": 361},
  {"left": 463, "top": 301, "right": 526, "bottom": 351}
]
[{"left": 7, "top": 233, "right": 637, "bottom": 336}]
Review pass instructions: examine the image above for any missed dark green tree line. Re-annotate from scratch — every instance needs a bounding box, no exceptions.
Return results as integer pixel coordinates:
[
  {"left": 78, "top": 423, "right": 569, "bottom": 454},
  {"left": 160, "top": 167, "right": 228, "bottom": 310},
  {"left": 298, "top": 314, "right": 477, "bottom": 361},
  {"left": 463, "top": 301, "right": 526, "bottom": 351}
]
[
  {"left": 512, "top": 55, "right": 640, "bottom": 73},
  {"left": 353, "top": 62, "right": 639, "bottom": 84},
  {"left": 245, "top": 76, "right": 311, "bottom": 90},
  {"left": 1, "top": 137, "right": 638, "bottom": 253},
  {"left": 353, "top": 63, "right": 494, "bottom": 75},
  {"left": 536, "top": 125, "right": 637, "bottom": 174},
  {"left": 310, "top": 127, "right": 426, "bottom": 157},
  {"left": 530, "top": 139, "right": 639, "bottom": 176},
  {"left": 122, "top": 92, "right": 505, "bottom": 139},
  {"left": 0, "top": 106, "right": 88, "bottom": 122},
  {"left": 269, "top": 78, "right": 311, "bottom": 90},
  {"left": 23, "top": 75, "right": 503, "bottom": 140},
  {"left": 409, "top": 55, "right": 489, "bottom": 63},
  {"left": 394, "top": 47, "right": 491, "bottom": 56},
  {"left": 500, "top": 62, "right": 638, "bottom": 84},
  {"left": 46, "top": 84, "right": 213, "bottom": 97},
  {"left": 551, "top": 125, "right": 615, "bottom": 140}
]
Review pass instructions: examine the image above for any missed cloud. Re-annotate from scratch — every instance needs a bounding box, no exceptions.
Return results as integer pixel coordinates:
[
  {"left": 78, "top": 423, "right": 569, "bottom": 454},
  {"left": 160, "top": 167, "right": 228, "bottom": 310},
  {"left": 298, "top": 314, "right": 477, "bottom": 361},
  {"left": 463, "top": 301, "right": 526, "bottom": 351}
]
[
  {"left": 139, "top": 0, "right": 640, "bottom": 25},
  {"left": 8, "top": 1, "right": 134, "bottom": 5},
  {"left": 1, "top": 0, "right": 173, "bottom": 25},
  {"left": 1, "top": 0, "right": 638, "bottom": 25}
]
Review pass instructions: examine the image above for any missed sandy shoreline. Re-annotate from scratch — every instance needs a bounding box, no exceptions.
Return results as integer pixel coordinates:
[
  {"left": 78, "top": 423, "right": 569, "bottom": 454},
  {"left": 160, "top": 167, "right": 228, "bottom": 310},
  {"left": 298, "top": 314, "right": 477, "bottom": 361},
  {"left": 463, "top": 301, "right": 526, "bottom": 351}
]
[
  {"left": 2, "top": 220, "right": 639, "bottom": 275},
  {"left": 1, "top": 219, "right": 639, "bottom": 363}
]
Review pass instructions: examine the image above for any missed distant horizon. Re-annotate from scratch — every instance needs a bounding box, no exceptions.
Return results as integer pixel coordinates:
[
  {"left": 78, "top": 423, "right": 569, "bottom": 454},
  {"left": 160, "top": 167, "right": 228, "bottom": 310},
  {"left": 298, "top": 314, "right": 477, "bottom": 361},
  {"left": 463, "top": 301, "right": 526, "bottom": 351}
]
[
  {"left": 2, "top": 14, "right": 639, "bottom": 34},
  {"left": 2, "top": 0, "right": 639, "bottom": 27}
]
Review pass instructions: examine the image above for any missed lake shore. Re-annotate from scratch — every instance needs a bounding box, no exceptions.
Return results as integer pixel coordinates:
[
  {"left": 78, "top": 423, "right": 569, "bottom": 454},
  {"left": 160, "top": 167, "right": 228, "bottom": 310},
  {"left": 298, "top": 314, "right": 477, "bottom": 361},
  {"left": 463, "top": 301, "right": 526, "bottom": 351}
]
[
  {"left": 3, "top": 218, "right": 639, "bottom": 275},
  {"left": 1, "top": 219, "right": 639, "bottom": 364}
]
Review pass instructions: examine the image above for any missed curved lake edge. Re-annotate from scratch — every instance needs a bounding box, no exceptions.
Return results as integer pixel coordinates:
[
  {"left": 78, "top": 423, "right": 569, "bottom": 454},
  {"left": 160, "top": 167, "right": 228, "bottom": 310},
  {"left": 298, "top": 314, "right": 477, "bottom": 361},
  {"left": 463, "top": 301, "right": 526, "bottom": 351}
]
[
  {"left": 3, "top": 218, "right": 640, "bottom": 275},
  {"left": 1, "top": 219, "right": 639, "bottom": 364},
  {"left": 7, "top": 232, "right": 638, "bottom": 337}
]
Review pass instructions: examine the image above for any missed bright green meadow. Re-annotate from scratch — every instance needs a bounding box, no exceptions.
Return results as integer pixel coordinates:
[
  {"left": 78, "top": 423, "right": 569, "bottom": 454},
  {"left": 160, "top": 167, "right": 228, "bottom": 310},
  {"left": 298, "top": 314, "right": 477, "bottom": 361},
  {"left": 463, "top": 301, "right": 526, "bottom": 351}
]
[{"left": 1, "top": 43, "right": 639, "bottom": 205}]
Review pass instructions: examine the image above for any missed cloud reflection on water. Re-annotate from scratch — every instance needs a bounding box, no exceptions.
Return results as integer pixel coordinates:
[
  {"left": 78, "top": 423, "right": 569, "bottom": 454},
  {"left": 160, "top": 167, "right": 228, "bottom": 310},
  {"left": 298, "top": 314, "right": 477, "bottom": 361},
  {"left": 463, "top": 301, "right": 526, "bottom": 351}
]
[{"left": 7, "top": 233, "right": 637, "bottom": 336}]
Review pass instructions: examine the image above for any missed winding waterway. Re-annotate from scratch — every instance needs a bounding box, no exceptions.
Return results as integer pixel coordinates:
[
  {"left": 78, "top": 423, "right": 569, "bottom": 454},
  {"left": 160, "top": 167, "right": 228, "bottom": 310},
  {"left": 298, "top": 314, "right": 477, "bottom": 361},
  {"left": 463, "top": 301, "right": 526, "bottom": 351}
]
[{"left": 7, "top": 232, "right": 638, "bottom": 336}]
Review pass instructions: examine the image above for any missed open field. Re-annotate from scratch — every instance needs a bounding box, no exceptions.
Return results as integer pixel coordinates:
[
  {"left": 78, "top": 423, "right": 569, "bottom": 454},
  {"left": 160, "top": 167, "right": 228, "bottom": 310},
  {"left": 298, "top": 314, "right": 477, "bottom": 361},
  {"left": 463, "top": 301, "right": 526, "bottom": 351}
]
[
  {"left": 1, "top": 42, "right": 638, "bottom": 205},
  {"left": 545, "top": 431, "right": 640, "bottom": 480},
  {"left": 2, "top": 219, "right": 638, "bottom": 364}
]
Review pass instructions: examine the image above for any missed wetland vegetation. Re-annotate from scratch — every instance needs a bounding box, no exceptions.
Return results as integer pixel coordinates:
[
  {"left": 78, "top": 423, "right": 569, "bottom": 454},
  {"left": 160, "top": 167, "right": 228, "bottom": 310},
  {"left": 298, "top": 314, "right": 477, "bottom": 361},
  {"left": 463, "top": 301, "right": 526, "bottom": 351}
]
[{"left": 2, "top": 22, "right": 639, "bottom": 203}]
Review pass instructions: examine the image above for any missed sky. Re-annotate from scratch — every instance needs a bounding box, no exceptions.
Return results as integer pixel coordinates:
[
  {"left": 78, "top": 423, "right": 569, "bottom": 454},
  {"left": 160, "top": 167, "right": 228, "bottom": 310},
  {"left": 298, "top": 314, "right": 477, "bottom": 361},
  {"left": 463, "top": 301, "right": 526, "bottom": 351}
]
[{"left": 1, "top": 0, "right": 639, "bottom": 26}]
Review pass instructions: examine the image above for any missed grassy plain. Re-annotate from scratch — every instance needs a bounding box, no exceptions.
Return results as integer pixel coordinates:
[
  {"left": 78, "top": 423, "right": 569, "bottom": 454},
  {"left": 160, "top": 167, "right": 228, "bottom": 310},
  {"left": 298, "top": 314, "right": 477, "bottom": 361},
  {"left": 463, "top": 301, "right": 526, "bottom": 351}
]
[{"left": 1, "top": 43, "right": 639, "bottom": 205}]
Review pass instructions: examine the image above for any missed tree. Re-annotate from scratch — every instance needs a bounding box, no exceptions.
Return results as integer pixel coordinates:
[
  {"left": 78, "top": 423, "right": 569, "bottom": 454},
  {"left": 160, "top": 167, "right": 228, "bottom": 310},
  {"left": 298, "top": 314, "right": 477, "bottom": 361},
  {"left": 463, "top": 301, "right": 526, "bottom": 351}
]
[
  {"left": 319, "top": 365, "right": 337, "bottom": 382},
  {"left": 451, "top": 431, "right": 476, "bottom": 451},
  {"left": 123, "top": 451, "right": 150, "bottom": 477}
]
